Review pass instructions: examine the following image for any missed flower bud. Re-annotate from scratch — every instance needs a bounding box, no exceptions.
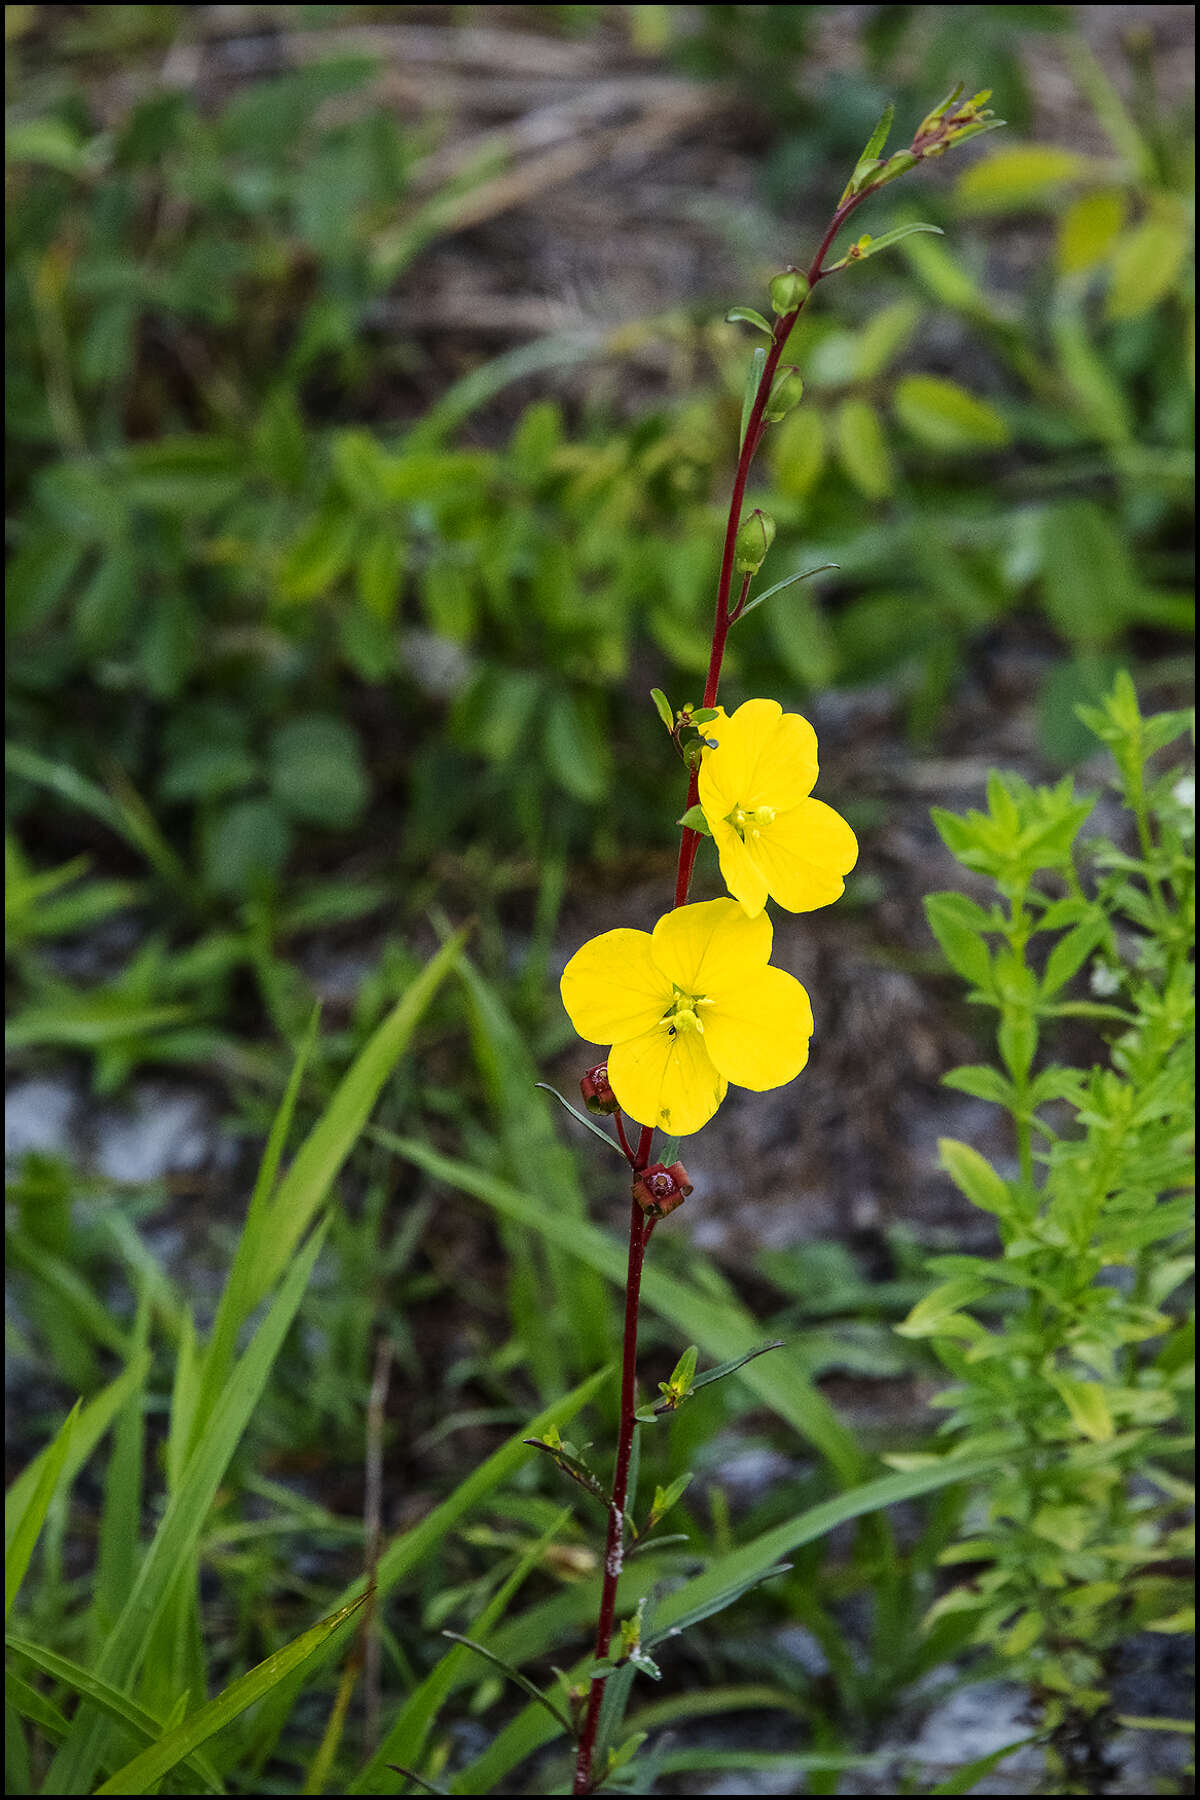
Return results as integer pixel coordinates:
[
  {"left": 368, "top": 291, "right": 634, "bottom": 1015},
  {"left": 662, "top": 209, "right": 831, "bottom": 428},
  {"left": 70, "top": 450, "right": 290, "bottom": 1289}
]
[
  {"left": 580, "top": 1064, "right": 619, "bottom": 1115},
  {"left": 762, "top": 366, "right": 804, "bottom": 423},
  {"left": 632, "top": 1161, "right": 693, "bottom": 1218},
  {"left": 734, "top": 508, "right": 776, "bottom": 574},
  {"left": 769, "top": 268, "right": 810, "bottom": 315}
]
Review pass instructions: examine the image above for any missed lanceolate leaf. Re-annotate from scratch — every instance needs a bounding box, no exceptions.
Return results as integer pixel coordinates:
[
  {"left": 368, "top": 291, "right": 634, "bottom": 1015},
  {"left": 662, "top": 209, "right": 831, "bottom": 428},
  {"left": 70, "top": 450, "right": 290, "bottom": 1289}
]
[
  {"left": 534, "top": 1083, "right": 626, "bottom": 1157},
  {"left": 94, "top": 1597, "right": 367, "bottom": 1795},
  {"left": 440, "top": 1635, "right": 572, "bottom": 1732},
  {"left": 725, "top": 307, "right": 775, "bottom": 340},
  {"left": 736, "top": 565, "right": 839, "bottom": 621},
  {"left": 827, "top": 223, "right": 944, "bottom": 272}
]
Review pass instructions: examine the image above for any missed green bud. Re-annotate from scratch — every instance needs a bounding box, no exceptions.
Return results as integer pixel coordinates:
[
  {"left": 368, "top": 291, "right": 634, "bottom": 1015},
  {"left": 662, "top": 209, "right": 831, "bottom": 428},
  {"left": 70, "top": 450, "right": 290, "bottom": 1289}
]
[
  {"left": 769, "top": 268, "right": 810, "bottom": 315},
  {"left": 762, "top": 365, "right": 804, "bottom": 422},
  {"left": 734, "top": 508, "right": 776, "bottom": 574}
]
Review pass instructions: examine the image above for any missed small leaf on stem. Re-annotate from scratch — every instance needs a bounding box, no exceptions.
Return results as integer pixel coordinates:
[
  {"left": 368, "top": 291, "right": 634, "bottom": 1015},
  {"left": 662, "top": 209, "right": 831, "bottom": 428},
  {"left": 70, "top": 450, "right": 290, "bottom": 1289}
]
[
  {"left": 650, "top": 688, "right": 675, "bottom": 732},
  {"left": 725, "top": 306, "right": 776, "bottom": 340}
]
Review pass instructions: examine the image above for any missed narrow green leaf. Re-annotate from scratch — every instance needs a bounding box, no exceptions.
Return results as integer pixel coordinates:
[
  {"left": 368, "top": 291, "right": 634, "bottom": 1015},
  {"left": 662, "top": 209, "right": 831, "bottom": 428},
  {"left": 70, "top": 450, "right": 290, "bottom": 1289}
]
[
  {"left": 5, "top": 1356, "right": 149, "bottom": 1555},
  {"left": 46, "top": 1227, "right": 329, "bottom": 1793},
  {"left": 534, "top": 1084, "right": 626, "bottom": 1157},
  {"left": 647, "top": 1471, "right": 693, "bottom": 1527},
  {"left": 6, "top": 1666, "right": 71, "bottom": 1741},
  {"left": 740, "top": 347, "right": 766, "bottom": 450},
  {"left": 676, "top": 804, "right": 711, "bottom": 835},
  {"left": 649, "top": 688, "right": 674, "bottom": 731},
  {"left": 440, "top": 1634, "right": 572, "bottom": 1731},
  {"left": 938, "top": 1139, "right": 1014, "bottom": 1218},
  {"left": 377, "top": 1135, "right": 863, "bottom": 1482},
  {"left": 194, "top": 1003, "right": 323, "bottom": 1454},
  {"left": 5, "top": 1402, "right": 78, "bottom": 1621},
  {"left": 691, "top": 1340, "right": 786, "bottom": 1392},
  {"left": 1040, "top": 913, "right": 1108, "bottom": 997},
  {"left": 346, "top": 1505, "right": 578, "bottom": 1792},
  {"left": 736, "top": 564, "right": 838, "bottom": 621},
  {"left": 94, "top": 1290, "right": 150, "bottom": 1642},
  {"left": 249, "top": 931, "right": 466, "bottom": 1313},
  {"left": 725, "top": 307, "right": 775, "bottom": 340},
  {"left": 521, "top": 1437, "right": 607, "bottom": 1503},
  {"left": 4, "top": 1636, "right": 221, "bottom": 1791},
  {"left": 94, "top": 1596, "right": 368, "bottom": 1795},
  {"left": 859, "top": 103, "right": 895, "bottom": 166},
  {"left": 645, "top": 1562, "right": 791, "bottom": 1645},
  {"left": 829, "top": 223, "right": 944, "bottom": 271}
]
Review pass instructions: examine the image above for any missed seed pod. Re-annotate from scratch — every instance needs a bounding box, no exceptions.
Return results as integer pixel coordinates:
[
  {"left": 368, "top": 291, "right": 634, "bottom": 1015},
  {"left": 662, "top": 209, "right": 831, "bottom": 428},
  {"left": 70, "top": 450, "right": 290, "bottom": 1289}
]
[
  {"left": 734, "top": 509, "right": 776, "bottom": 574},
  {"left": 769, "top": 268, "right": 810, "bottom": 315}
]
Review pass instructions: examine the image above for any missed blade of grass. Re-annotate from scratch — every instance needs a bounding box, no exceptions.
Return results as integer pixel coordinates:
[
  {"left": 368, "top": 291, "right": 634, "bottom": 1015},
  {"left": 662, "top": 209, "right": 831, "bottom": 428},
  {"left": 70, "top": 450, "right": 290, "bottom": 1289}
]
[
  {"left": 449, "top": 1456, "right": 998, "bottom": 1794},
  {"left": 247, "top": 930, "right": 467, "bottom": 1315},
  {"left": 347, "top": 1508, "right": 573, "bottom": 1793},
  {"left": 93, "top": 1288, "right": 150, "bottom": 1645},
  {"left": 192, "top": 1001, "right": 321, "bottom": 1453},
  {"left": 238, "top": 1371, "right": 610, "bottom": 1781},
  {"left": 46, "top": 1223, "right": 329, "bottom": 1793},
  {"left": 4, "top": 1636, "right": 221, "bottom": 1791},
  {"left": 94, "top": 1596, "right": 369, "bottom": 1796},
  {"left": 6, "top": 1667, "right": 71, "bottom": 1741},
  {"left": 460, "top": 957, "right": 612, "bottom": 1381},
  {"left": 5, "top": 1356, "right": 149, "bottom": 1553},
  {"left": 5, "top": 1401, "right": 79, "bottom": 1621},
  {"left": 373, "top": 1135, "right": 862, "bottom": 1482}
]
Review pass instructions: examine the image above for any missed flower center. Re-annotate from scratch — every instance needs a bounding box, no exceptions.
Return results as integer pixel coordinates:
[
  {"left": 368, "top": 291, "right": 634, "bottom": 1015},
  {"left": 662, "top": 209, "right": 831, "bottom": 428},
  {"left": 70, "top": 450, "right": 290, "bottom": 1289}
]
[
  {"left": 663, "top": 988, "right": 713, "bottom": 1038},
  {"left": 728, "top": 803, "right": 776, "bottom": 842}
]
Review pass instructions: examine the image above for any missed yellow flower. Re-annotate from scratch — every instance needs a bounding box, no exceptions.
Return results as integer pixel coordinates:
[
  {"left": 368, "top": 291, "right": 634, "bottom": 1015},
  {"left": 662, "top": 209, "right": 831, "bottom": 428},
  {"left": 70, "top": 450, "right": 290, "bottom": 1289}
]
[
  {"left": 560, "top": 898, "right": 813, "bottom": 1135},
  {"left": 698, "top": 698, "right": 858, "bottom": 917}
]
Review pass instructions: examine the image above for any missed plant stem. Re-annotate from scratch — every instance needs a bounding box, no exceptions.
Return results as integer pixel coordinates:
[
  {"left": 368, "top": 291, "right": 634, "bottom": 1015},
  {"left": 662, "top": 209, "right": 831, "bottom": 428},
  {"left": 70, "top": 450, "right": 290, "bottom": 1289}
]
[
  {"left": 572, "top": 186, "right": 871, "bottom": 1797},
  {"left": 572, "top": 1197, "right": 650, "bottom": 1794}
]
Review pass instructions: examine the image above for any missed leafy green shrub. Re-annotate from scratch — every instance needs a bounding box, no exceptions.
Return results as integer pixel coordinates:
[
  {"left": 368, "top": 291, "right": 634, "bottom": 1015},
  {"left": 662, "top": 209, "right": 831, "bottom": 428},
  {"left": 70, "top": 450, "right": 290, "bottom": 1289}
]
[{"left": 905, "top": 673, "right": 1195, "bottom": 1786}]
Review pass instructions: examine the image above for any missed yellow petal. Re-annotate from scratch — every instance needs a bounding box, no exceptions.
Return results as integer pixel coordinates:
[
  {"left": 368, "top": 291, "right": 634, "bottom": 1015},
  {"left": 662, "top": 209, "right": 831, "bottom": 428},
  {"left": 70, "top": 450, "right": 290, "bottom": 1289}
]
[
  {"left": 701, "top": 699, "right": 818, "bottom": 814},
  {"left": 752, "top": 798, "right": 859, "bottom": 913},
  {"left": 607, "top": 1022, "right": 727, "bottom": 1135},
  {"left": 651, "top": 897, "right": 772, "bottom": 994},
  {"left": 709, "top": 816, "right": 769, "bottom": 916},
  {"left": 702, "top": 965, "right": 813, "bottom": 1091},
  {"left": 560, "top": 928, "right": 670, "bottom": 1046}
]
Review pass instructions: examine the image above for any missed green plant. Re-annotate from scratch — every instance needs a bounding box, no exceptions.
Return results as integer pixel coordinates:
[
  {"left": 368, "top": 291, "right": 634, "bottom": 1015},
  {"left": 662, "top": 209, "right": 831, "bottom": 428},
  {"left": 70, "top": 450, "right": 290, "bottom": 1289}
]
[{"left": 906, "top": 672, "right": 1195, "bottom": 1788}]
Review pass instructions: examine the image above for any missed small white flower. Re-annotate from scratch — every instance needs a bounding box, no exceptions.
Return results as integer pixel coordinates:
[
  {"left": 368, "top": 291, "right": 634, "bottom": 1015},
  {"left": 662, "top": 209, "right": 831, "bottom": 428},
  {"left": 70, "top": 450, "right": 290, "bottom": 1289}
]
[{"left": 1170, "top": 774, "right": 1195, "bottom": 813}]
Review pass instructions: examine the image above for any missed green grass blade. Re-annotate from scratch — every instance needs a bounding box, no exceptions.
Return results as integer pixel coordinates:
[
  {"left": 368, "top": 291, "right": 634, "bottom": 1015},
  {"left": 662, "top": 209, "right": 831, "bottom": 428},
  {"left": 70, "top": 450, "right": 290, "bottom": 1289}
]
[
  {"left": 374, "top": 1136, "right": 862, "bottom": 1482},
  {"left": 5, "top": 1401, "right": 79, "bottom": 1621},
  {"left": 193, "top": 1002, "right": 321, "bottom": 1453},
  {"left": 4, "top": 1636, "right": 222, "bottom": 1791},
  {"left": 450, "top": 1457, "right": 997, "bottom": 1794},
  {"left": 93, "top": 1291, "right": 150, "bottom": 1645},
  {"left": 6, "top": 1229, "right": 130, "bottom": 1357},
  {"left": 165, "top": 1307, "right": 200, "bottom": 1493},
  {"left": 247, "top": 930, "right": 466, "bottom": 1314},
  {"left": 5, "top": 1356, "right": 148, "bottom": 1552},
  {"left": 348, "top": 1508, "right": 573, "bottom": 1793},
  {"left": 460, "top": 957, "right": 612, "bottom": 1380},
  {"left": 240, "top": 1371, "right": 610, "bottom": 1779},
  {"left": 6, "top": 1667, "right": 71, "bottom": 1741},
  {"left": 94, "top": 1596, "right": 367, "bottom": 1796},
  {"left": 46, "top": 1224, "right": 328, "bottom": 1793},
  {"left": 648, "top": 1459, "right": 998, "bottom": 1643}
]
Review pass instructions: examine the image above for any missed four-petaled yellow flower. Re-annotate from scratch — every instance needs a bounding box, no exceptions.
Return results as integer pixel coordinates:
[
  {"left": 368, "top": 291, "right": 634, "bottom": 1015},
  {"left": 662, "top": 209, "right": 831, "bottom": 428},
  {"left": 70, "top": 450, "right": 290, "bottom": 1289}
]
[
  {"left": 699, "top": 698, "right": 858, "bottom": 918},
  {"left": 560, "top": 898, "right": 813, "bottom": 1136}
]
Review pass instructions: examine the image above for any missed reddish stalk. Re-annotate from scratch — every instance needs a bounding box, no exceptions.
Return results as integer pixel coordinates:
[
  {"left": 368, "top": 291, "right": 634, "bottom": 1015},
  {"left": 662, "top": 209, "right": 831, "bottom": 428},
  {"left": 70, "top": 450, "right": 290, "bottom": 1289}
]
[{"left": 572, "top": 187, "right": 872, "bottom": 1796}]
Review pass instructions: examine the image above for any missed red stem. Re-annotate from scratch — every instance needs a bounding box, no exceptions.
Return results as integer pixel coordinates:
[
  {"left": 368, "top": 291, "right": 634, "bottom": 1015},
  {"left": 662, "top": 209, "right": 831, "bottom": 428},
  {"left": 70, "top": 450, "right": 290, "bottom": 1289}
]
[
  {"left": 572, "top": 186, "right": 870, "bottom": 1796},
  {"left": 572, "top": 1197, "right": 649, "bottom": 1795}
]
